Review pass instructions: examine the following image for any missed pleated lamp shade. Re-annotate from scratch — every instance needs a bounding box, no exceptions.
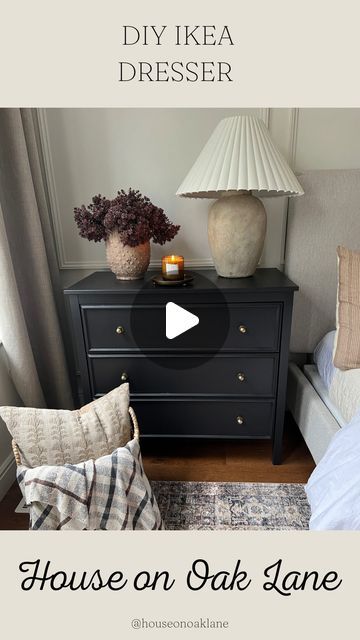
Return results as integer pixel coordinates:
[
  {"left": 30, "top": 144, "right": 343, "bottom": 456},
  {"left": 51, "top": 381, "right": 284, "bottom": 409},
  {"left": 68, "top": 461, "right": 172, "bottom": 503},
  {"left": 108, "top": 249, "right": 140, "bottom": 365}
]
[{"left": 176, "top": 115, "right": 304, "bottom": 198}]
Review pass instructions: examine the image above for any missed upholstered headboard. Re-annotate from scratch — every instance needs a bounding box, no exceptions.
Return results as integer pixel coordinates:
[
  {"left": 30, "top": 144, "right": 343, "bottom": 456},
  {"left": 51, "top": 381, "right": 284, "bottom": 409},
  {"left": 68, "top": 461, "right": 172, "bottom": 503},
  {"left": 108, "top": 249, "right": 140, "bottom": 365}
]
[{"left": 285, "top": 169, "right": 360, "bottom": 353}]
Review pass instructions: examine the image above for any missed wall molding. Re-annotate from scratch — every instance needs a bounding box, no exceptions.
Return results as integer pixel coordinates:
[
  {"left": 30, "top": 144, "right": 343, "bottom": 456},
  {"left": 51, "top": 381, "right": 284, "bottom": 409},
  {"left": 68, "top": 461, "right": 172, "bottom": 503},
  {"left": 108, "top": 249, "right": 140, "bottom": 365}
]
[
  {"left": 37, "top": 108, "right": 69, "bottom": 269},
  {"left": 259, "top": 108, "right": 270, "bottom": 128},
  {"left": 288, "top": 108, "right": 299, "bottom": 169},
  {"left": 280, "top": 108, "right": 300, "bottom": 269},
  {"left": 0, "top": 451, "right": 16, "bottom": 503},
  {"left": 37, "top": 109, "right": 218, "bottom": 270},
  {"left": 61, "top": 258, "right": 215, "bottom": 270},
  {"left": 38, "top": 107, "right": 272, "bottom": 271}
]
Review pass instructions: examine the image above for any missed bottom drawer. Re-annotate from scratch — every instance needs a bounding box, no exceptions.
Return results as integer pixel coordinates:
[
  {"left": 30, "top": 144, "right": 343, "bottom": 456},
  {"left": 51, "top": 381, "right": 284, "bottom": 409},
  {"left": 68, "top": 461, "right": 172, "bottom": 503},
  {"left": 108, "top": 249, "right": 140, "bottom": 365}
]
[{"left": 131, "top": 399, "right": 274, "bottom": 438}]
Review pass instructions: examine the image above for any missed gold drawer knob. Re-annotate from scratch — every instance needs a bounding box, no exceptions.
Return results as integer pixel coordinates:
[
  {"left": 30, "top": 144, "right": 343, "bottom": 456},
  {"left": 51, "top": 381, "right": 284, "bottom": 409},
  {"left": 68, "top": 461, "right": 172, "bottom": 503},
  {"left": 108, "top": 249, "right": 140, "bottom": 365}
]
[
  {"left": 116, "top": 326, "right": 125, "bottom": 335},
  {"left": 236, "top": 415, "right": 245, "bottom": 425},
  {"left": 237, "top": 372, "right": 245, "bottom": 382},
  {"left": 239, "top": 325, "right": 247, "bottom": 334},
  {"left": 120, "top": 372, "right": 128, "bottom": 382}
]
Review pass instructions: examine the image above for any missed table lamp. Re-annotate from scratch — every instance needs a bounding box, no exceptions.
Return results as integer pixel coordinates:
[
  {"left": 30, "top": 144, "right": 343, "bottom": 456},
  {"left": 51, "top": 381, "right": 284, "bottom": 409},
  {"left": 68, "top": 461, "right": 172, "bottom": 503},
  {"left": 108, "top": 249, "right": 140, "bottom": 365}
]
[{"left": 176, "top": 115, "right": 304, "bottom": 277}]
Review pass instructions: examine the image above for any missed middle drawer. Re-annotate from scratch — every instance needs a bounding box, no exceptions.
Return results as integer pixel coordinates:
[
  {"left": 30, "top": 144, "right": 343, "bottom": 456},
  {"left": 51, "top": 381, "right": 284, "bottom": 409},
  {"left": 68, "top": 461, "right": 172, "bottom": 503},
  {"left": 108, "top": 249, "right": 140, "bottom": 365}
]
[{"left": 89, "top": 354, "right": 277, "bottom": 397}]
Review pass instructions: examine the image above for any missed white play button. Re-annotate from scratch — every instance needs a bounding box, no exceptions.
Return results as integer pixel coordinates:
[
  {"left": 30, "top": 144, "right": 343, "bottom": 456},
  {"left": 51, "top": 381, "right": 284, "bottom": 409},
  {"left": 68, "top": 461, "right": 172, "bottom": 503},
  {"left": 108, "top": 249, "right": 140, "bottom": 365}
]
[{"left": 166, "top": 302, "right": 199, "bottom": 339}]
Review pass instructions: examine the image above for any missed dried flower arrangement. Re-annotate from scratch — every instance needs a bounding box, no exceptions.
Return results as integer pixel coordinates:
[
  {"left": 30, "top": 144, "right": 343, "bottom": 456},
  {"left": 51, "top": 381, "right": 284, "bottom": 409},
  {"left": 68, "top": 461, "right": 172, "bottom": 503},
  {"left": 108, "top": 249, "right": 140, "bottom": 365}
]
[{"left": 74, "top": 189, "right": 180, "bottom": 247}]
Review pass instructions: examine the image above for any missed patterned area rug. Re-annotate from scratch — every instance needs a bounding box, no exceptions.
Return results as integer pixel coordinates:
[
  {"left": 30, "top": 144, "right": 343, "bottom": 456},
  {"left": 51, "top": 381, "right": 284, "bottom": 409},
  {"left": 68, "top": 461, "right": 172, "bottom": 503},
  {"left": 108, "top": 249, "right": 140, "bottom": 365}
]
[
  {"left": 152, "top": 481, "right": 310, "bottom": 530},
  {"left": 16, "top": 481, "right": 311, "bottom": 530}
]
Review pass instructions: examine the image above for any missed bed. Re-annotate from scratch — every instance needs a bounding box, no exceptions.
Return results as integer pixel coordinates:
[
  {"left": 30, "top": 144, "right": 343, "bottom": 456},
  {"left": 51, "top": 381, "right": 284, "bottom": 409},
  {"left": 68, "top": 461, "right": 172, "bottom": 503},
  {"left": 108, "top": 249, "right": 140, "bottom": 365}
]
[{"left": 285, "top": 169, "right": 360, "bottom": 464}]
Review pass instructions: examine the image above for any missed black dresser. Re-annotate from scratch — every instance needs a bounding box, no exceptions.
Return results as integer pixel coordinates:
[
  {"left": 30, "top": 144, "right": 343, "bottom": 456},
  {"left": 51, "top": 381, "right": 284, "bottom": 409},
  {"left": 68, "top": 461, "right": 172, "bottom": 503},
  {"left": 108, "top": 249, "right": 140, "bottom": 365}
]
[{"left": 64, "top": 269, "right": 298, "bottom": 464}]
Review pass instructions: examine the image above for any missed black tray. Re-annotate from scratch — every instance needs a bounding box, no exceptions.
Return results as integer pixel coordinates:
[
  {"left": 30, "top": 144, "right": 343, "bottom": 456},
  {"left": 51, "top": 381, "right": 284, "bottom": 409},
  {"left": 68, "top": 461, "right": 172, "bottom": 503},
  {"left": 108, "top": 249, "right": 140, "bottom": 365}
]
[{"left": 152, "top": 273, "right": 194, "bottom": 286}]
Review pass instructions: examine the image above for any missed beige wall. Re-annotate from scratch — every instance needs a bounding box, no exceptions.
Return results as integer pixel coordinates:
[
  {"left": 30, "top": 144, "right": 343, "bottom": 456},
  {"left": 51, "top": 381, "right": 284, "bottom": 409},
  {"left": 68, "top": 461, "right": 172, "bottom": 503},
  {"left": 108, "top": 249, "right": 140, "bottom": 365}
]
[
  {"left": 294, "top": 109, "right": 360, "bottom": 171},
  {"left": 42, "top": 108, "right": 290, "bottom": 274},
  {"left": 42, "top": 108, "right": 360, "bottom": 280}
]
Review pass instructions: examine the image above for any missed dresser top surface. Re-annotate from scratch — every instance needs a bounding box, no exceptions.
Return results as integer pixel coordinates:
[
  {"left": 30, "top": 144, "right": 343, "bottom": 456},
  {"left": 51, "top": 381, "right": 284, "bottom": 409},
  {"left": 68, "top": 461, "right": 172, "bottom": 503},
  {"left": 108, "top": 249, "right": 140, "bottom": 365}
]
[{"left": 64, "top": 268, "right": 298, "bottom": 295}]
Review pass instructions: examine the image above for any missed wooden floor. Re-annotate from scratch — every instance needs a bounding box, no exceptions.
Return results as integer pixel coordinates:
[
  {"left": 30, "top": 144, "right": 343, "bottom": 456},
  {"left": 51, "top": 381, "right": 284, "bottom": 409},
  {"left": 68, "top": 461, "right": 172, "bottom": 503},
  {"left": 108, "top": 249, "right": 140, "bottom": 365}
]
[
  {"left": 141, "top": 412, "right": 315, "bottom": 483},
  {"left": 0, "top": 414, "right": 314, "bottom": 530}
]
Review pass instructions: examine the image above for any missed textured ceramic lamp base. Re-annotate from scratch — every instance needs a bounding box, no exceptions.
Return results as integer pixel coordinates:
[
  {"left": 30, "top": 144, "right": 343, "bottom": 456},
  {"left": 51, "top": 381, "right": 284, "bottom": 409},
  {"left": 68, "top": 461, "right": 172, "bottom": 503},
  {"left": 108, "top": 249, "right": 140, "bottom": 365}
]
[{"left": 208, "top": 193, "right": 267, "bottom": 278}]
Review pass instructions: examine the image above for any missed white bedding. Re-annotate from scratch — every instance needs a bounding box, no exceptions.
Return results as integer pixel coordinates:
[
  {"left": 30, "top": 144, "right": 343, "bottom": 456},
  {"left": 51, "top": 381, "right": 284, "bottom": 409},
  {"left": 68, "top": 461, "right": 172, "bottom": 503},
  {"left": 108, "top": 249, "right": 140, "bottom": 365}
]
[
  {"left": 303, "top": 365, "right": 345, "bottom": 428},
  {"left": 306, "top": 411, "right": 360, "bottom": 530},
  {"left": 305, "top": 332, "right": 360, "bottom": 528},
  {"left": 313, "top": 330, "right": 360, "bottom": 425},
  {"left": 313, "top": 330, "right": 336, "bottom": 389},
  {"left": 329, "top": 368, "right": 360, "bottom": 424}
]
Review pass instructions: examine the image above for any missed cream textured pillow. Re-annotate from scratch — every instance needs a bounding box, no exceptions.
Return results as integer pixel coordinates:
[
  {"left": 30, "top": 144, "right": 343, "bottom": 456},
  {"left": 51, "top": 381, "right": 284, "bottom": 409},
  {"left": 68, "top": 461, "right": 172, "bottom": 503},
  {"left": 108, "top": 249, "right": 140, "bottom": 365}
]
[
  {"left": 0, "top": 384, "right": 131, "bottom": 468},
  {"left": 333, "top": 246, "right": 360, "bottom": 370}
]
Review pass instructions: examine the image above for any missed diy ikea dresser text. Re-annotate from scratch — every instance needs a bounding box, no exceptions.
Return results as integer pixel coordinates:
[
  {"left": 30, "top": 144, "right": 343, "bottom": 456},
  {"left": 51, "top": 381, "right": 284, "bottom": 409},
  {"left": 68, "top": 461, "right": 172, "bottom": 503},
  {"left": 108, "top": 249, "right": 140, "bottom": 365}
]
[{"left": 118, "top": 25, "right": 234, "bottom": 82}]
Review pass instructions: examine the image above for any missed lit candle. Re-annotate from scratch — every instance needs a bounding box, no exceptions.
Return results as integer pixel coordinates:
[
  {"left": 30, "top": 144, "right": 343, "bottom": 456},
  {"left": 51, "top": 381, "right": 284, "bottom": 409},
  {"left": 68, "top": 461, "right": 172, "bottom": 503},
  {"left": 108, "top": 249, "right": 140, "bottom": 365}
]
[{"left": 162, "top": 255, "right": 184, "bottom": 281}]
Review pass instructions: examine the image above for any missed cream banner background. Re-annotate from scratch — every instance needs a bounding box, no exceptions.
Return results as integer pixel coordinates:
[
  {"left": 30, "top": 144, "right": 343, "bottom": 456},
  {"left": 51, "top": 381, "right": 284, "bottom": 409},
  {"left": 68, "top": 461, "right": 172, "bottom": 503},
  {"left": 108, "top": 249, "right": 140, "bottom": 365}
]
[
  {"left": 1, "top": 0, "right": 360, "bottom": 106},
  {"left": 0, "top": 531, "right": 357, "bottom": 640}
]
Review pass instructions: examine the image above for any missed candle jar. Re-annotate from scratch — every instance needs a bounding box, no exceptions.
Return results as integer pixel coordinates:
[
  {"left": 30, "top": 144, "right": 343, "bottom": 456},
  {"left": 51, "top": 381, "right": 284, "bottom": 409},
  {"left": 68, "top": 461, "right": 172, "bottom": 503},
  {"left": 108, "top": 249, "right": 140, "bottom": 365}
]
[{"left": 161, "top": 255, "right": 184, "bottom": 281}]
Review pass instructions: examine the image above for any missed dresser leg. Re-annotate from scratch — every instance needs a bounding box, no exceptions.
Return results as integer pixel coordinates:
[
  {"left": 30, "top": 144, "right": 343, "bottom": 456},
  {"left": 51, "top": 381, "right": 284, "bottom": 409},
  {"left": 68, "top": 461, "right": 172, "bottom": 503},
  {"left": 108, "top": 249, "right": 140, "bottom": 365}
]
[
  {"left": 272, "top": 404, "right": 286, "bottom": 464},
  {"left": 272, "top": 439, "right": 282, "bottom": 465},
  {"left": 272, "top": 294, "right": 294, "bottom": 465},
  {"left": 272, "top": 410, "right": 285, "bottom": 464}
]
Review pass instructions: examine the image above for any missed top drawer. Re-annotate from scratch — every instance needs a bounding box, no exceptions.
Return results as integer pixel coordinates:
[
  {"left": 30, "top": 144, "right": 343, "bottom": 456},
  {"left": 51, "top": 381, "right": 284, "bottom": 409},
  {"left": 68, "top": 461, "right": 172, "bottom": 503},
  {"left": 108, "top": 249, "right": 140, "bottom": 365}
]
[{"left": 81, "top": 303, "right": 281, "bottom": 352}]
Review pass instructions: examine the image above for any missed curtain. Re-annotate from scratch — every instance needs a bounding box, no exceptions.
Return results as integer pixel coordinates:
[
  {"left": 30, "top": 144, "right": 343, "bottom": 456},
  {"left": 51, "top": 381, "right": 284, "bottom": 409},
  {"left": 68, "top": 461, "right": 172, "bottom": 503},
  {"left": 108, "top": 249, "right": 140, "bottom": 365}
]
[{"left": 0, "top": 109, "right": 73, "bottom": 409}]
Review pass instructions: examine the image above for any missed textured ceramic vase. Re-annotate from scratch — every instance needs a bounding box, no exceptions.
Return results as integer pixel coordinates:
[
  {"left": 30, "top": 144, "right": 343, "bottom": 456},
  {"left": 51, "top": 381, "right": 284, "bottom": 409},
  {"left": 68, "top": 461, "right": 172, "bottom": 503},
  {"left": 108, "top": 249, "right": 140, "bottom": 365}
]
[
  {"left": 106, "top": 232, "right": 150, "bottom": 280},
  {"left": 208, "top": 193, "right": 267, "bottom": 278}
]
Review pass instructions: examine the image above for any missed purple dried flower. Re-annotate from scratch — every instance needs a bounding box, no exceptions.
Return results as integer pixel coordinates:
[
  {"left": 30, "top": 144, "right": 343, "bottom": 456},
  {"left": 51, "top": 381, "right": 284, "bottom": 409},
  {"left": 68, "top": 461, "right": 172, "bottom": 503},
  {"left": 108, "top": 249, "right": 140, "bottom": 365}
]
[
  {"left": 74, "top": 195, "right": 110, "bottom": 242},
  {"left": 74, "top": 188, "right": 180, "bottom": 247}
]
